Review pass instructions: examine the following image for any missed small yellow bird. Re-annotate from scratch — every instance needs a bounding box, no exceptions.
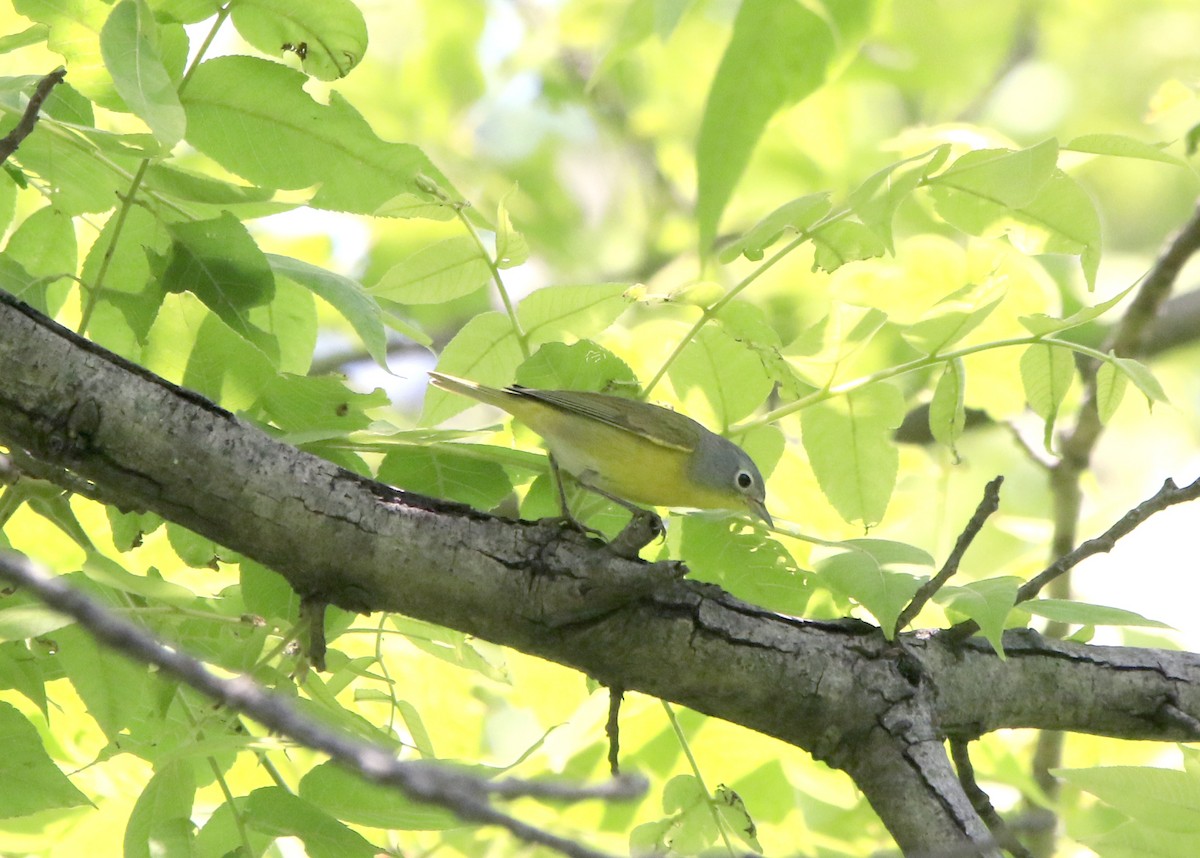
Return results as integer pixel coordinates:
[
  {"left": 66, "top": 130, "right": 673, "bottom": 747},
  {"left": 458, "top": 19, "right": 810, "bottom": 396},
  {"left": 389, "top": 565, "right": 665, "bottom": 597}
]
[{"left": 428, "top": 372, "right": 772, "bottom": 526}]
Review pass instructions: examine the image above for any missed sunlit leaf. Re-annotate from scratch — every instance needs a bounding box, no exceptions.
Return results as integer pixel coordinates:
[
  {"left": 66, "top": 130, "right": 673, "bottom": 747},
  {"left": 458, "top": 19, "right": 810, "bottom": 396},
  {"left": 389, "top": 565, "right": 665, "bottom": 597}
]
[
  {"left": 231, "top": 0, "right": 368, "bottom": 81},
  {"left": 1019, "top": 343, "right": 1075, "bottom": 449},
  {"left": 1017, "top": 599, "right": 1172, "bottom": 629},
  {"left": 181, "top": 56, "right": 459, "bottom": 215},
  {"left": 935, "top": 576, "right": 1021, "bottom": 656},
  {"left": 422, "top": 312, "right": 524, "bottom": 424},
  {"left": 718, "top": 193, "right": 832, "bottom": 263},
  {"left": 0, "top": 702, "right": 91, "bottom": 817},
  {"left": 377, "top": 446, "right": 513, "bottom": 510},
  {"left": 370, "top": 237, "right": 490, "bottom": 305},
  {"left": 518, "top": 283, "right": 631, "bottom": 346},
  {"left": 671, "top": 325, "right": 772, "bottom": 426},
  {"left": 696, "top": 0, "right": 878, "bottom": 251},
  {"left": 515, "top": 341, "right": 638, "bottom": 393},
  {"left": 1065, "top": 133, "right": 1186, "bottom": 167},
  {"left": 1019, "top": 282, "right": 1136, "bottom": 335},
  {"left": 124, "top": 761, "right": 196, "bottom": 858},
  {"left": 801, "top": 383, "right": 904, "bottom": 526},
  {"left": 929, "top": 358, "right": 966, "bottom": 448},
  {"left": 100, "top": 0, "right": 185, "bottom": 148},
  {"left": 1095, "top": 359, "right": 1127, "bottom": 423}
]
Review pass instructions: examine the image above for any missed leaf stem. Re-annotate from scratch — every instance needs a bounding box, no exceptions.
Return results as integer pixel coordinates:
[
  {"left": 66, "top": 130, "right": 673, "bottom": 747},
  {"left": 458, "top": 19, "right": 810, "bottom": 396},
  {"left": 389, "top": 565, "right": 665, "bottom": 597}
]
[
  {"left": 661, "top": 701, "right": 737, "bottom": 856},
  {"left": 642, "top": 206, "right": 853, "bottom": 397},
  {"left": 76, "top": 159, "right": 149, "bottom": 334},
  {"left": 455, "top": 206, "right": 530, "bottom": 359},
  {"left": 179, "top": 4, "right": 233, "bottom": 95},
  {"left": 734, "top": 335, "right": 1116, "bottom": 431},
  {"left": 77, "top": 4, "right": 234, "bottom": 334}
]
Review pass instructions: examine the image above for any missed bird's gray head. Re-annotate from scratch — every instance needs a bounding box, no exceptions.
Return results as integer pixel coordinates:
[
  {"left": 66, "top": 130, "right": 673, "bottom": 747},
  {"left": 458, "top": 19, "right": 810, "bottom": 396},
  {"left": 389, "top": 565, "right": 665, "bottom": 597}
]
[{"left": 691, "top": 431, "right": 773, "bottom": 527}]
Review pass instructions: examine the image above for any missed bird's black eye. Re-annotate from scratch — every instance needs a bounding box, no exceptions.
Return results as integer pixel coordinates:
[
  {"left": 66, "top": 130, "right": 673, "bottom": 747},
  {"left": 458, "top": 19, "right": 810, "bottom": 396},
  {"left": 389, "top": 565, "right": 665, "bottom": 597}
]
[{"left": 736, "top": 470, "right": 753, "bottom": 490}]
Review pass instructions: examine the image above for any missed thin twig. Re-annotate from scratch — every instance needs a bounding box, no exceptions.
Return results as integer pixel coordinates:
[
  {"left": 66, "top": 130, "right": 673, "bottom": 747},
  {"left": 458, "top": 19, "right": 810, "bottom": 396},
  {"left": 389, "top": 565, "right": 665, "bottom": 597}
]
[
  {"left": 949, "top": 738, "right": 1034, "bottom": 858},
  {"left": 0, "top": 553, "right": 640, "bottom": 858},
  {"left": 1016, "top": 475, "right": 1200, "bottom": 603},
  {"left": 0, "top": 67, "right": 65, "bottom": 165},
  {"left": 945, "top": 474, "right": 1200, "bottom": 641},
  {"left": 894, "top": 477, "right": 1004, "bottom": 636},
  {"left": 606, "top": 686, "right": 623, "bottom": 776}
]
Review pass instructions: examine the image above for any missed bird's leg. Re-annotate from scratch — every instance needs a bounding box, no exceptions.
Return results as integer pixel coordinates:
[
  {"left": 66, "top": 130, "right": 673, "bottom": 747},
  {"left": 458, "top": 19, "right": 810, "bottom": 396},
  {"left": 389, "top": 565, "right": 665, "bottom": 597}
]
[
  {"left": 576, "top": 481, "right": 665, "bottom": 557},
  {"left": 548, "top": 455, "right": 604, "bottom": 538}
]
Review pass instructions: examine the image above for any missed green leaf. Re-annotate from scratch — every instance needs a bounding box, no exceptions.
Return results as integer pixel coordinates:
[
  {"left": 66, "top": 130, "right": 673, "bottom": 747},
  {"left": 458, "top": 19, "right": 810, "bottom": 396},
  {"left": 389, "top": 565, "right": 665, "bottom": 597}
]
[
  {"left": 370, "top": 237, "right": 490, "bottom": 304},
  {"left": 932, "top": 147, "right": 1102, "bottom": 289},
  {"left": 659, "top": 774, "right": 719, "bottom": 853},
  {"left": 0, "top": 24, "right": 48, "bottom": 55},
  {"left": 377, "top": 446, "right": 514, "bottom": 510},
  {"left": 1065, "top": 132, "right": 1187, "bottom": 167},
  {"left": 1112, "top": 356, "right": 1168, "bottom": 406},
  {"left": 1017, "top": 599, "right": 1172, "bottom": 629},
  {"left": 716, "top": 784, "right": 763, "bottom": 853},
  {"left": 421, "top": 312, "right": 524, "bottom": 425},
  {"left": 100, "top": 0, "right": 186, "bottom": 149},
  {"left": 388, "top": 615, "right": 511, "bottom": 683},
  {"left": 800, "top": 383, "right": 904, "bottom": 526},
  {"left": 677, "top": 517, "right": 807, "bottom": 617},
  {"left": 717, "top": 193, "right": 832, "bottom": 263},
  {"left": 298, "top": 762, "right": 460, "bottom": 830},
  {"left": 1095, "top": 359, "right": 1127, "bottom": 423},
  {"left": 259, "top": 374, "right": 390, "bottom": 438},
  {"left": 143, "top": 162, "right": 277, "bottom": 207},
  {"left": 13, "top": 0, "right": 116, "bottom": 105},
  {"left": 929, "top": 358, "right": 966, "bottom": 448},
  {"left": 0, "top": 701, "right": 91, "bottom": 817},
  {"left": 245, "top": 787, "right": 380, "bottom": 857},
  {"left": 810, "top": 220, "right": 887, "bottom": 272},
  {"left": 590, "top": 0, "right": 690, "bottom": 85},
  {"left": 1058, "top": 764, "right": 1200, "bottom": 834},
  {"left": 84, "top": 551, "right": 197, "bottom": 607},
  {"left": 162, "top": 212, "right": 277, "bottom": 357},
  {"left": 0, "top": 75, "right": 137, "bottom": 213},
  {"left": 1019, "top": 343, "right": 1075, "bottom": 449},
  {"left": 934, "top": 577, "right": 1021, "bottom": 656},
  {"left": 1019, "top": 282, "right": 1136, "bottom": 335},
  {"left": 181, "top": 56, "right": 459, "bottom": 215},
  {"left": 230, "top": 0, "right": 368, "bottom": 81},
  {"left": 836, "top": 538, "right": 935, "bottom": 568},
  {"left": 518, "top": 283, "right": 631, "bottom": 346},
  {"left": 696, "top": 0, "right": 877, "bottom": 251},
  {"left": 3, "top": 205, "right": 76, "bottom": 316},
  {"left": 816, "top": 546, "right": 926, "bottom": 637},
  {"left": 670, "top": 325, "right": 772, "bottom": 427},
  {"left": 930, "top": 140, "right": 1059, "bottom": 210},
  {"left": 55, "top": 620, "right": 153, "bottom": 739},
  {"left": 81, "top": 203, "right": 170, "bottom": 352},
  {"left": 515, "top": 341, "right": 638, "bottom": 393},
  {"left": 124, "top": 761, "right": 196, "bottom": 858},
  {"left": 267, "top": 253, "right": 402, "bottom": 369},
  {"left": 850, "top": 145, "right": 952, "bottom": 251},
  {"left": 0, "top": 604, "right": 74, "bottom": 640},
  {"left": 902, "top": 281, "right": 1005, "bottom": 354},
  {"left": 495, "top": 189, "right": 529, "bottom": 269}
]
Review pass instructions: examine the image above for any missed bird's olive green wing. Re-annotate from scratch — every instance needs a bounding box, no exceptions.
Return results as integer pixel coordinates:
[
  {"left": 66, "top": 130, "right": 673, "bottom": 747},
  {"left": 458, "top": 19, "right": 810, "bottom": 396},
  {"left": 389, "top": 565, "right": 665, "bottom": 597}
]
[{"left": 511, "top": 387, "right": 701, "bottom": 451}]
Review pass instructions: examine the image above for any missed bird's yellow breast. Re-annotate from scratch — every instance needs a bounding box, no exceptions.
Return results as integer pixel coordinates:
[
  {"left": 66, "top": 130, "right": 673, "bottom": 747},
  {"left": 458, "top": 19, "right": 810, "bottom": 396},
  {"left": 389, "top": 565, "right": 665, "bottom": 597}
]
[{"left": 504, "top": 397, "right": 735, "bottom": 509}]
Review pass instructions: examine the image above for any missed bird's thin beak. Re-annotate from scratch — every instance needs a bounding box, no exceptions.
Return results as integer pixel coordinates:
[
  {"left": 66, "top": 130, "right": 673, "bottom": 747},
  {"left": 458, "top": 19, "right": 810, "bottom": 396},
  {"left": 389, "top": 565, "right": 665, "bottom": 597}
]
[{"left": 747, "top": 497, "right": 773, "bottom": 529}]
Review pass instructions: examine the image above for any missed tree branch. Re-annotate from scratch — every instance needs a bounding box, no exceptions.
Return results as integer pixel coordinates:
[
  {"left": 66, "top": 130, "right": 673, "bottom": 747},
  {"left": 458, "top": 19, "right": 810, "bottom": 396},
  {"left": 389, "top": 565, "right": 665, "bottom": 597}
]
[
  {"left": 0, "top": 66, "right": 65, "bottom": 165},
  {"left": 5, "top": 289, "right": 1200, "bottom": 853}
]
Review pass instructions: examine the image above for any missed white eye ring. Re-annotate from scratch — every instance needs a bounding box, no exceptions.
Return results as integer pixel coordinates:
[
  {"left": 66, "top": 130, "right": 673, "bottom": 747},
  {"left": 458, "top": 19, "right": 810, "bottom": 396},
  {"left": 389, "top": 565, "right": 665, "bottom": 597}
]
[{"left": 736, "top": 470, "right": 753, "bottom": 490}]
